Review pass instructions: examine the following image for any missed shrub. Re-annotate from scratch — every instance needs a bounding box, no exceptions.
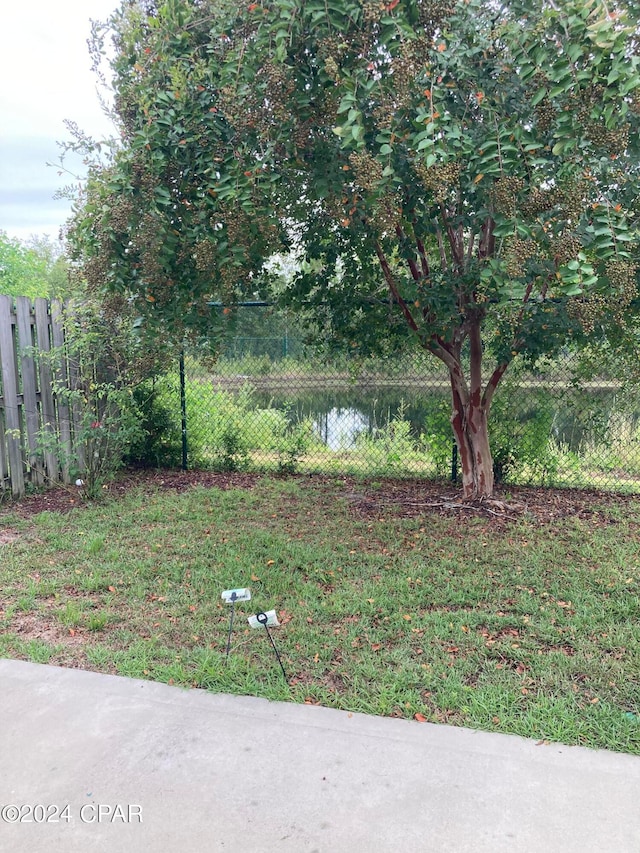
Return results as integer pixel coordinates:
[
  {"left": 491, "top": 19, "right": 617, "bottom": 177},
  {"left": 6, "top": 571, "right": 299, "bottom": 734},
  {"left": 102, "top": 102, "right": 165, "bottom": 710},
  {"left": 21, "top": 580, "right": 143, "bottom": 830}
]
[{"left": 125, "top": 379, "right": 184, "bottom": 468}]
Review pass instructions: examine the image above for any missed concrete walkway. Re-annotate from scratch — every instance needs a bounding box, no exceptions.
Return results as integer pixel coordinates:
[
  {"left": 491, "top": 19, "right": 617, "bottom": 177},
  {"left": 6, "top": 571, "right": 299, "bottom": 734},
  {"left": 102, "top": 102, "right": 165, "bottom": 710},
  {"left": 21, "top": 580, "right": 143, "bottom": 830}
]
[{"left": 0, "top": 659, "right": 639, "bottom": 853}]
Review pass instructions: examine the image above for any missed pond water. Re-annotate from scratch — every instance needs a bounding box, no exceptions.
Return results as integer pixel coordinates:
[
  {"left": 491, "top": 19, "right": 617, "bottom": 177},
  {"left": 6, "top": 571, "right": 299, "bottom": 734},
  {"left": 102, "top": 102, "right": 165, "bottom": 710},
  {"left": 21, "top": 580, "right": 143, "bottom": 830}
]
[
  {"left": 253, "top": 386, "right": 447, "bottom": 451},
  {"left": 252, "top": 382, "right": 635, "bottom": 455}
]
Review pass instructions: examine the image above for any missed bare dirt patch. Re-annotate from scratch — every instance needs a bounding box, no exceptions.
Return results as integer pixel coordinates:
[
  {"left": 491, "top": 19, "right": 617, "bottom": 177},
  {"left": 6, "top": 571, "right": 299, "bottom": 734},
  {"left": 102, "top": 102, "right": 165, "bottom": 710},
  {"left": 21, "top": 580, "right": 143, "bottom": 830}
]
[
  {"left": 6, "top": 610, "right": 85, "bottom": 647},
  {"left": 0, "top": 529, "right": 20, "bottom": 545}
]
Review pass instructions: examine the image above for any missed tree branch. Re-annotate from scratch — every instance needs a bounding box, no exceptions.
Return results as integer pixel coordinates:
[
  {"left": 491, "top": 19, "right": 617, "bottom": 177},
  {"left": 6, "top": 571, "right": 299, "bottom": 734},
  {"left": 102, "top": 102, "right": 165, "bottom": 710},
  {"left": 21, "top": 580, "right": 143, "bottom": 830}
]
[
  {"left": 482, "top": 361, "right": 510, "bottom": 411},
  {"left": 416, "top": 236, "right": 430, "bottom": 279},
  {"left": 441, "top": 204, "right": 463, "bottom": 270},
  {"left": 395, "top": 225, "right": 422, "bottom": 283},
  {"left": 428, "top": 337, "right": 469, "bottom": 401},
  {"left": 374, "top": 240, "right": 420, "bottom": 333},
  {"left": 478, "top": 216, "right": 495, "bottom": 259},
  {"left": 469, "top": 313, "right": 483, "bottom": 406},
  {"left": 435, "top": 224, "right": 448, "bottom": 271}
]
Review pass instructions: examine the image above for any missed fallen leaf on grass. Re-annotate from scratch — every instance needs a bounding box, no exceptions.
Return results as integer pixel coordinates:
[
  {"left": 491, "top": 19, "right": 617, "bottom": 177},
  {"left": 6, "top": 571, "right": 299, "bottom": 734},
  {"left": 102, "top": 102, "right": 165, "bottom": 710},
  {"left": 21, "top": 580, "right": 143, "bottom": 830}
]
[
  {"left": 371, "top": 643, "right": 382, "bottom": 652},
  {"left": 414, "top": 713, "right": 427, "bottom": 723},
  {"left": 108, "top": 586, "right": 116, "bottom": 593},
  {"left": 251, "top": 574, "right": 260, "bottom": 581}
]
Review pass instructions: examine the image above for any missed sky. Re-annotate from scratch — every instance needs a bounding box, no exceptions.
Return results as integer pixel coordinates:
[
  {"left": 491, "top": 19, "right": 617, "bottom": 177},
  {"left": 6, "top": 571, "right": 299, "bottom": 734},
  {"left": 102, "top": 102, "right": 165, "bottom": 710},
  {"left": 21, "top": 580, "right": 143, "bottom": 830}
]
[{"left": 0, "top": 0, "right": 120, "bottom": 244}]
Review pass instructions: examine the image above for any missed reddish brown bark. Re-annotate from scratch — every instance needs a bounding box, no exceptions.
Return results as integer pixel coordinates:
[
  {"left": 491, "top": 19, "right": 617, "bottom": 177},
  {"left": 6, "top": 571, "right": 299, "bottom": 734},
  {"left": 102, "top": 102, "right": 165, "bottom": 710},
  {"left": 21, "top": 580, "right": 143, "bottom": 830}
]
[
  {"left": 430, "top": 315, "right": 503, "bottom": 500},
  {"left": 450, "top": 383, "right": 495, "bottom": 500}
]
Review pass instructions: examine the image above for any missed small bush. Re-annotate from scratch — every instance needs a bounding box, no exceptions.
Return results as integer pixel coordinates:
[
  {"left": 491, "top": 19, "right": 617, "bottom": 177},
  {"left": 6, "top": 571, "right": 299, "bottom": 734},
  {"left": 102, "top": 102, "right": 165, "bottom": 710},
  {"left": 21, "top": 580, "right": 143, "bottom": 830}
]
[{"left": 125, "top": 380, "right": 183, "bottom": 468}]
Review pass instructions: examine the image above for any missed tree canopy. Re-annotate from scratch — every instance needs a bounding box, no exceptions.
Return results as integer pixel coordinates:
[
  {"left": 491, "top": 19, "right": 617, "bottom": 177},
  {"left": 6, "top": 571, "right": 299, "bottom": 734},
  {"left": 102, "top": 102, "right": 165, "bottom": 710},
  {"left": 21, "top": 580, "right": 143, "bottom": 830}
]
[
  {"left": 69, "top": 0, "right": 640, "bottom": 497},
  {"left": 0, "top": 232, "right": 68, "bottom": 299}
]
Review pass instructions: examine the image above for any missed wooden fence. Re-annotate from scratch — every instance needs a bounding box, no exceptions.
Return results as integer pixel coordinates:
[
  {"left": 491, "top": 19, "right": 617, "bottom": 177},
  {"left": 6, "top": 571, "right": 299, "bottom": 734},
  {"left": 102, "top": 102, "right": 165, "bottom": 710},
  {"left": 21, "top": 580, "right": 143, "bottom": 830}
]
[{"left": 0, "top": 294, "right": 81, "bottom": 498}]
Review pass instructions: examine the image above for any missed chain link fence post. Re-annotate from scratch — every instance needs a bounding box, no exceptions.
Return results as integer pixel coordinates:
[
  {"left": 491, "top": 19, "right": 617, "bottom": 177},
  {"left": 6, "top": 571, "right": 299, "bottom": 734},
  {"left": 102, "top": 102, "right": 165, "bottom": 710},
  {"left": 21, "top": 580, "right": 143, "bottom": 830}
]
[{"left": 179, "top": 347, "right": 188, "bottom": 472}]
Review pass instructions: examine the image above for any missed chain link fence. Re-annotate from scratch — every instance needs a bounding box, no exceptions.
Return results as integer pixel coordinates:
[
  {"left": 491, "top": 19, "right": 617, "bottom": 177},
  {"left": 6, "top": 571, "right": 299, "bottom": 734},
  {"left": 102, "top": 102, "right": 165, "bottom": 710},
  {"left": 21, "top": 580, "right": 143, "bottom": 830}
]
[{"left": 144, "top": 308, "right": 640, "bottom": 492}]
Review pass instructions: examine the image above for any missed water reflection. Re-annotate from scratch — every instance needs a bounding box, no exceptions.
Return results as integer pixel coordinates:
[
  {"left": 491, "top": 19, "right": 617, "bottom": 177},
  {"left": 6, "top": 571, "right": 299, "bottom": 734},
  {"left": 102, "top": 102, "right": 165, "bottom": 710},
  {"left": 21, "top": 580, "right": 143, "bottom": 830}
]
[{"left": 313, "top": 407, "right": 370, "bottom": 451}]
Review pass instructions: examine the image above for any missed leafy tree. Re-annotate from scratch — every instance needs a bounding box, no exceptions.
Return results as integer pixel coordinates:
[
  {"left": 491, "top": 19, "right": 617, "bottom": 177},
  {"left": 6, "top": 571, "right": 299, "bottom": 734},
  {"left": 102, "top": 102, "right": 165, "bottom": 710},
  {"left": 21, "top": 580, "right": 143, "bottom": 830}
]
[
  {"left": 69, "top": 0, "right": 640, "bottom": 498},
  {"left": 0, "top": 232, "right": 53, "bottom": 298},
  {"left": 0, "top": 232, "right": 74, "bottom": 300}
]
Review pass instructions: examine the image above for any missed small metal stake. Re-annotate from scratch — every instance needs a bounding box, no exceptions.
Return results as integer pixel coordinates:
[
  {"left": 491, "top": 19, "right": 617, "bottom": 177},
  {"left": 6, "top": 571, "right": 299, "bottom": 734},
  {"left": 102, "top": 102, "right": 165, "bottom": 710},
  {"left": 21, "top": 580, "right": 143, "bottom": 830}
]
[
  {"left": 256, "top": 611, "right": 287, "bottom": 682},
  {"left": 221, "top": 588, "right": 251, "bottom": 662},
  {"left": 225, "top": 592, "right": 238, "bottom": 661}
]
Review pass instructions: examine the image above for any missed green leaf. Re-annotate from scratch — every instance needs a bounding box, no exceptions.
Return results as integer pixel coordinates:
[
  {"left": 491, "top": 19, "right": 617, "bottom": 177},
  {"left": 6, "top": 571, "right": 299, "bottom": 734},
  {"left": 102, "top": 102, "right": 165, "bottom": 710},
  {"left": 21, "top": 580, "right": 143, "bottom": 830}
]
[{"left": 563, "top": 284, "right": 583, "bottom": 296}]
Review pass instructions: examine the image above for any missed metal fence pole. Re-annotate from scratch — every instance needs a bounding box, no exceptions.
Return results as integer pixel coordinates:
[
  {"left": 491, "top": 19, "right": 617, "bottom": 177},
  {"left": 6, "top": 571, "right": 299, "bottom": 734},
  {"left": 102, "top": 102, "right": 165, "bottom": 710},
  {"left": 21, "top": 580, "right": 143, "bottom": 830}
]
[{"left": 179, "top": 348, "right": 188, "bottom": 471}]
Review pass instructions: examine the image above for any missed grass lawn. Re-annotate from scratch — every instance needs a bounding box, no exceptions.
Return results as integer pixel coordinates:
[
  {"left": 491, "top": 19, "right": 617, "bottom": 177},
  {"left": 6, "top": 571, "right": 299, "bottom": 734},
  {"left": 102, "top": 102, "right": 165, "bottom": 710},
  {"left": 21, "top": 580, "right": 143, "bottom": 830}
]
[{"left": 1, "top": 473, "right": 639, "bottom": 754}]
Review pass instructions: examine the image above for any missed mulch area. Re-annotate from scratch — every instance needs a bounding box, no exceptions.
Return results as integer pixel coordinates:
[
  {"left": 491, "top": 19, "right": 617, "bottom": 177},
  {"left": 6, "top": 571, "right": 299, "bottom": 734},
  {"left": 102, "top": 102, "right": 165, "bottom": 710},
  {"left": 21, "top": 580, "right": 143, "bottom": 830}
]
[
  {"left": 345, "top": 478, "right": 639, "bottom": 525},
  {"left": 0, "top": 470, "right": 261, "bottom": 519},
  {"left": 1, "top": 468, "right": 637, "bottom": 527}
]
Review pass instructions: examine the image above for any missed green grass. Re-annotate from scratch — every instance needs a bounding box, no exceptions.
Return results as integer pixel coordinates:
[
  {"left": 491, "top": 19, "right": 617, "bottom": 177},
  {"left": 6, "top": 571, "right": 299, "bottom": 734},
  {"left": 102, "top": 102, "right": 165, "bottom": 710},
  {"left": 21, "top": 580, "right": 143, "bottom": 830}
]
[{"left": 1, "top": 476, "right": 639, "bottom": 753}]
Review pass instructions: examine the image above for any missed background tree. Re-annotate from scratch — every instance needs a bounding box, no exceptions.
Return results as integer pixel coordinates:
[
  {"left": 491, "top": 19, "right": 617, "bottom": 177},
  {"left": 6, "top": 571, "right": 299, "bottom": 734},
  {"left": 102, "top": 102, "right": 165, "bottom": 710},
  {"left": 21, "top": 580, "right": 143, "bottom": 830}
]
[
  {"left": 69, "top": 0, "right": 640, "bottom": 498},
  {"left": 0, "top": 231, "right": 69, "bottom": 299}
]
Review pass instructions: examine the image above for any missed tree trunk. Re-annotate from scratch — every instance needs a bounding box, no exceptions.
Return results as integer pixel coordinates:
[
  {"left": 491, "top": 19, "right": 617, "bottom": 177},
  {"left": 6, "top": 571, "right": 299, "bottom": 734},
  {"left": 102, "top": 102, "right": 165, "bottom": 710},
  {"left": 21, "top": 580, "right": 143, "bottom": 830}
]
[
  {"left": 450, "top": 383, "right": 494, "bottom": 500},
  {"left": 442, "top": 312, "right": 498, "bottom": 500},
  {"left": 373, "top": 237, "right": 504, "bottom": 500}
]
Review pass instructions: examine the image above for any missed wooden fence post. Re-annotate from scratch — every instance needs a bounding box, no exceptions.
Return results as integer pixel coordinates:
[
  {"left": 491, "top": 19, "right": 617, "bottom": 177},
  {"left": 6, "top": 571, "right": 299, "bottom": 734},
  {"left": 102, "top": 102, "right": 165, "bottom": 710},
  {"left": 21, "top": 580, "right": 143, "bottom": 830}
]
[
  {"left": 34, "top": 297, "right": 60, "bottom": 484},
  {"left": 0, "top": 294, "right": 25, "bottom": 497},
  {"left": 15, "top": 296, "right": 44, "bottom": 487}
]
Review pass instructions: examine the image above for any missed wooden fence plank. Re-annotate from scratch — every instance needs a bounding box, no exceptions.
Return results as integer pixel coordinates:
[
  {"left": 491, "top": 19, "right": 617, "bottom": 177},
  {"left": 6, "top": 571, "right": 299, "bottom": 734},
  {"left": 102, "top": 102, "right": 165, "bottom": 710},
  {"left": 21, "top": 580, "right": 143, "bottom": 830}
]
[
  {"left": 0, "top": 294, "right": 25, "bottom": 496},
  {"left": 0, "top": 405, "right": 8, "bottom": 493},
  {"left": 34, "top": 297, "right": 59, "bottom": 484},
  {"left": 15, "top": 296, "right": 44, "bottom": 487},
  {"left": 51, "top": 301, "right": 72, "bottom": 483}
]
